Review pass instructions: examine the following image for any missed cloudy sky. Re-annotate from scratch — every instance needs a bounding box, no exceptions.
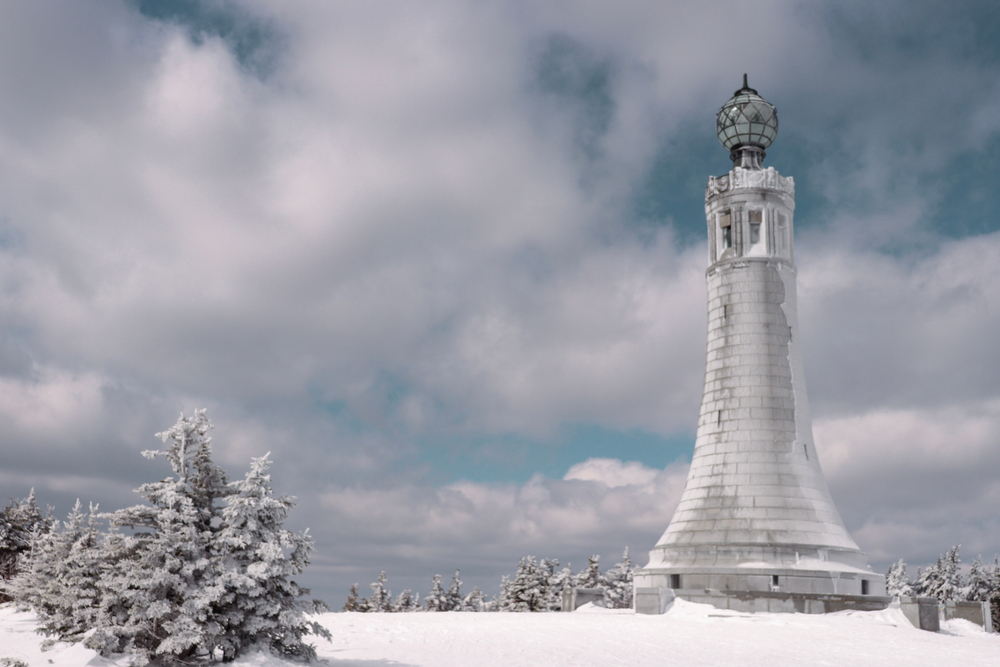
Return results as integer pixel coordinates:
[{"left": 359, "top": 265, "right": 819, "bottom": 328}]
[{"left": 1, "top": 0, "right": 999, "bottom": 604}]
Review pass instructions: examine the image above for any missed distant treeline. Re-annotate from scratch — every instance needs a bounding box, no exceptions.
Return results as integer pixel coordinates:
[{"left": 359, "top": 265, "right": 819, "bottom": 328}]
[
  {"left": 344, "top": 549, "right": 634, "bottom": 612},
  {"left": 887, "top": 545, "right": 1000, "bottom": 628}
]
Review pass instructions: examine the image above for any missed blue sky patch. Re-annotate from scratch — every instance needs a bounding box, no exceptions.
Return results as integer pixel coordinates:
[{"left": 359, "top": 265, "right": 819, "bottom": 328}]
[{"left": 128, "top": 0, "right": 281, "bottom": 76}]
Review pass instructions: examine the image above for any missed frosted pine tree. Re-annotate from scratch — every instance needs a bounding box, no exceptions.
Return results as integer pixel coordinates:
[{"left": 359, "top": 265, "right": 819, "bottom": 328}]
[
  {"left": 963, "top": 552, "right": 1000, "bottom": 632},
  {"left": 86, "top": 410, "right": 232, "bottom": 664},
  {"left": 545, "top": 562, "right": 573, "bottom": 611},
  {"left": 914, "top": 547, "right": 963, "bottom": 602},
  {"left": 913, "top": 560, "right": 941, "bottom": 599},
  {"left": 461, "top": 587, "right": 485, "bottom": 612},
  {"left": 33, "top": 501, "right": 103, "bottom": 644},
  {"left": 425, "top": 573, "right": 446, "bottom": 611},
  {"left": 442, "top": 570, "right": 462, "bottom": 611},
  {"left": 989, "top": 556, "right": 1000, "bottom": 632},
  {"left": 494, "top": 575, "right": 515, "bottom": 611},
  {"left": 938, "top": 545, "right": 963, "bottom": 601},
  {"left": 965, "top": 555, "right": 992, "bottom": 601},
  {"left": 886, "top": 559, "right": 914, "bottom": 597},
  {"left": 7, "top": 520, "right": 60, "bottom": 614},
  {"left": 343, "top": 584, "right": 370, "bottom": 612},
  {"left": 393, "top": 590, "right": 419, "bottom": 612},
  {"left": 369, "top": 572, "right": 392, "bottom": 612},
  {"left": 604, "top": 548, "right": 634, "bottom": 609},
  {"left": 215, "top": 453, "right": 331, "bottom": 659},
  {"left": 508, "top": 556, "right": 547, "bottom": 612},
  {"left": 575, "top": 555, "right": 604, "bottom": 589},
  {"left": 55, "top": 503, "right": 102, "bottom": 642},
  {"left": 0, "top": 490, "right": 52, "bottom": 589}
]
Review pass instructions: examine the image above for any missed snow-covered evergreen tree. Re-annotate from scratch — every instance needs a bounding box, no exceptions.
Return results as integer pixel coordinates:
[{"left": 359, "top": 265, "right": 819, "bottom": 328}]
[
  {"left": 0, "top": 490, "right": 52, "bottom": 588},
  {"left": 545, "top": 562, "right": 573, "bottom": 611},
  {"left": 494, "top": 574, "right": 514, "bottom": 611},
  {"left": 425, "top": 574, "right": 446, "bottom": 611},
  {"left": 343, "top": 584, "right": 370, "bottom": 612},
  {"left": 214, "top": 453, "right": 331, "bottom": 660},
  {"left": 442, "top": 570, "right": 462, "bottom": 611},
  {"left": 575, "top": 555, "right": 604, "bottom": 589},
  {"left": 914, "top": 546, "right": 963, "bottom": 602},
  {"left": 87, "top": 411, "right": 233, "bottom": 664},
  {"left": 604, "top": 548, "right": 634, "bottom": 609},
  {"left": 964, "top": 552, "right": 1000, "bottom": 632},
  {"left": 913, "top": 560, "right": 940, "bottom": 599},
  {"left": 368, "top": 571, "right": 392, "bottom": 612},
  {"left": 940, "top": 545, "right": 963, "bottom": 601},
  {"left": 7, "top": 519, "right": 60, "bottom": 613},
  {"left": 965, "top": 555, "right": 993, "bottom": 602},
  {"left": 84, "top": 411, "right": 328, "bottom": 665},
  {"left": 33, "top": 501, "right": 103, "bottom": 644},
  {"left": 461, "top": 587, "right": 485, "bottom": 612},
  {"left": 886, "top": 559, "right": 914, "bottom": 597},
  {"left": 56, "top": 503, "right": 102, "bottom": 642},
  {"left": 989, "top": 556, "right": 1000, "bottom": 632},
  {"left": 393, "top": 589, "right": 419, "bottom": 612},
  {"left": 506, "top": 556, "right": 548, "bottom": 612}
]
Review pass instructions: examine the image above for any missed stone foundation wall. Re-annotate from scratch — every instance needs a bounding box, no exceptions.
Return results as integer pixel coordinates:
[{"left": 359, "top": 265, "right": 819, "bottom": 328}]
[{"left": 636, "top": 588, "right": 994, "bottom": 633}]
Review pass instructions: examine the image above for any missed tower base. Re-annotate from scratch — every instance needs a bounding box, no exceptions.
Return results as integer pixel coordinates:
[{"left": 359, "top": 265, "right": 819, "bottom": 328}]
[
  {"left": 634, "top": 586, "right": 894, "bottom": 616},
  {"left": 636, "top": 542, "right": 886, "bottom": 598}
]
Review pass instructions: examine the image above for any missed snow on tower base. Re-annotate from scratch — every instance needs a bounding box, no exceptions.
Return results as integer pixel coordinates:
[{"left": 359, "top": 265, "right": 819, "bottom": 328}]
[{"left": 634, "top": 79, "right": 885, "bottom": 611}]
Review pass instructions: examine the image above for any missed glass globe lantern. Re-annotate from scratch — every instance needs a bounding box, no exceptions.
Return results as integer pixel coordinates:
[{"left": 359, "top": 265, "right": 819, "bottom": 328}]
[{"left": 716, "top": 74, "right": 778, "bottom": 168}]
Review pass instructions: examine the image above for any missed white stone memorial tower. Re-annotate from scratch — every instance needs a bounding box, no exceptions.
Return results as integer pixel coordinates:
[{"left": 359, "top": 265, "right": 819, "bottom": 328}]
[{"left": 634, "top": 77, "right": 885, "bottom": 611}]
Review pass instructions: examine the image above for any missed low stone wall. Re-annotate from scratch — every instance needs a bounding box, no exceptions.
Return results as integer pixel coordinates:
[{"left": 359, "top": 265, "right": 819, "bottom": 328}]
[
  {"left": 941, "top": 599, "right": 993, "bottom": 632},
  {"left": 636, "top": 588, "right": 995, "bottom": 633},
  {"left": 637, "top": 588, "right": 894, "bottom": 615},
  {"left": 895, "top": 597, "right": 940, "bottom": 632},
  {"left": 561, "top": 587, "right": 605, "bottom": 611}
]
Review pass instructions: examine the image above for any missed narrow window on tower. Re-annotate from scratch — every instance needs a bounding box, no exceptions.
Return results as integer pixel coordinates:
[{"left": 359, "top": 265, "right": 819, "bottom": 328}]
[
  {"left": 861, "top": 580, "right": 869, "bottom": 595},
  {"left": 776, "top": 212, "right": 787, "bottom": 255},
  {"left": 748, "top": 210, "right": 762, "bottom": 245},
  {"left": 720, "top": 211, "right": 732, "bottom": 249},
  {"left": 670, "top": 574, "right": 681, "bottom": 589}
]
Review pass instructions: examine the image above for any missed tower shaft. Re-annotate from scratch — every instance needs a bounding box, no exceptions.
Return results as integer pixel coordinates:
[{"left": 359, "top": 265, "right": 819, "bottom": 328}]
[{"left": 634, "top": 166, "right": 884, "bottom": 601}]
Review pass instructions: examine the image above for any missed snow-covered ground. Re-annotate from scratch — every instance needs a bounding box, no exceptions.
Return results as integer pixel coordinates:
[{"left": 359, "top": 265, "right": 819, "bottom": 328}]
[{"left": 2, "top": 601, "right": 997, "bottom": 667}]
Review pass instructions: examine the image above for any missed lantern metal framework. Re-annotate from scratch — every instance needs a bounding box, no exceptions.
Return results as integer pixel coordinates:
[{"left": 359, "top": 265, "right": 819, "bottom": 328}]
[{"left": 716, "top": 74, "right": 778, "bottom": 169}]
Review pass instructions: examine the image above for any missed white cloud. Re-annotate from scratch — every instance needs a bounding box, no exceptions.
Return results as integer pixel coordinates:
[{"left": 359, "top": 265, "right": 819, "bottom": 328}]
[
  {"left": 564, "top": 457, "right": 660, "bottom": 488},
  {"left": 308, "top": 458, "right": 688, "bottom": 597}
]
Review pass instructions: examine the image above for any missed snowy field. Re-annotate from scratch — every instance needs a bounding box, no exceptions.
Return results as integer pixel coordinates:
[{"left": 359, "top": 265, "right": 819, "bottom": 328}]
[{"left": 2, "top": 600, "right": 998, "bottom": 667}]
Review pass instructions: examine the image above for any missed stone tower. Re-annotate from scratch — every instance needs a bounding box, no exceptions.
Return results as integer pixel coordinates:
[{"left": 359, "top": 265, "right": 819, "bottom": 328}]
[{"left": 633, "top": 77, "right": 884, "bottom": 611}]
